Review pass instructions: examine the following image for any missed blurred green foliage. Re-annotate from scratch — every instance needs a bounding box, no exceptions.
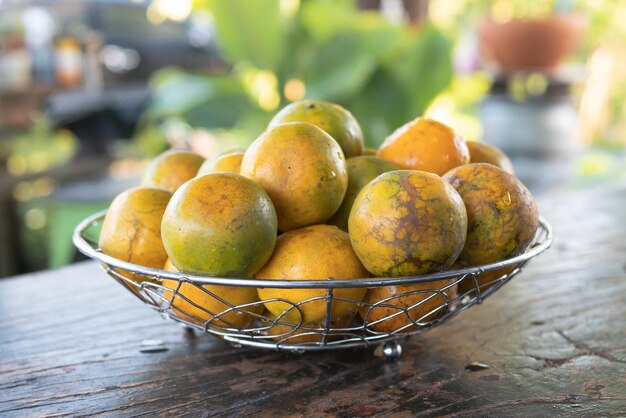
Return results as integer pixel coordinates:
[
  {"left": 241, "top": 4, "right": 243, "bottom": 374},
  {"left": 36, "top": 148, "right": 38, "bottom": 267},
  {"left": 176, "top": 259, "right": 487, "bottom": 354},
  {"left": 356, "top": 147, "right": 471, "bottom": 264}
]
[
  {"left": 2, "top": 119, "right": 78, "bottom": 176},
  {"left": 136, "top": 0, "right": 453, "bottom": 151}
]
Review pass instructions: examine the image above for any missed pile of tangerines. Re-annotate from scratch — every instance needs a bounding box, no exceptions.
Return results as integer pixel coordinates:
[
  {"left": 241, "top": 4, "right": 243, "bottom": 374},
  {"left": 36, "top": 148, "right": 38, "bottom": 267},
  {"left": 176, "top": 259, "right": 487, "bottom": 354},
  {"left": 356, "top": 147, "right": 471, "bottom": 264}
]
[{"left": 99, "top": 100, "right": 538, "bottom": 337}]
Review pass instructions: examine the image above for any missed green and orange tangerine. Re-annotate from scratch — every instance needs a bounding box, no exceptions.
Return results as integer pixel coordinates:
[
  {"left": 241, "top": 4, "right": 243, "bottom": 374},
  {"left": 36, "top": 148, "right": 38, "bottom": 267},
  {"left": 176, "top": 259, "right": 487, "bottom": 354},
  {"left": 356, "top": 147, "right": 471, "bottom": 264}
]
[
  {"left": 256, "top": 224, "right": 369, "bottom": 325},
  {"left": 142, "top": 149, "right": 205, "bottom": 193},
  {"left": 240, "top": 122, "right": 348, "bottom": 231},
  {"left": 467, "top": 141, "right": 515, "bottom": 175},
  {"left": 98, "top": 186, "right": 172, "bottom": 285},
  {"left": 443, "top": 163, "right": 538, "bottom": 265},
  {"left": 269, "top": 100, "right": 364, "bottom": 158},
  {"left": 349, "top": 170, "right": 468, "bottom": 277},
  {"left": 161, "top": 173, "right": 277, "bottom": 277},
  {"left": 360, "top": 279, "right": 458, "bottom": 333},
  {"left": 443, "top": 163, "right": 538, "bottom": 294},
  {"left": 197, "top": 150, "right": 245, "bottom": 176},
  {"left": 162, "top": 259, "right": 263, "bottom": 329},
  {"left": 264, "top": 312, "right": 355, "bottom": 344},
  {"left": 328, "top": 156, "right": 397, "bottom": 232}
]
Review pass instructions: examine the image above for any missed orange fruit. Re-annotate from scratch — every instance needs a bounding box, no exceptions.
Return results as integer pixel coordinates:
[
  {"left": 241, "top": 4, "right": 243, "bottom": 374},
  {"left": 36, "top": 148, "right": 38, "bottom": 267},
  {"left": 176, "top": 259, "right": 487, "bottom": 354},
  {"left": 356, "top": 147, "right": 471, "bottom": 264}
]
[
  {"left": 197, "top": 150, "right": 244, "bottom": 176},
  {"left": 142, "top": 149, "right": 205, "bottom": 193},
  {"left": 377, "top": 117, "right": 470, "bottom": 176},
  {"left": 443, "top": 163, "right": 538, "bottom": 294},
  {"left": 264, "top": 313, "right": 355, "bottom": 344},
  {"left": 162, "top": 259, "right": 263, "bottom": 329},
  {"left": 240, "top": 122, "right": 348, "bottom": 231},
  {"left": 467, "top": 141, "right": 515, "bottom": 175},
  {"left": 456, "top": 265, "right": 517, "bottom": 297},
  {"left": 256, "top": 224, "right": 369, "bottom": 325},
  {"left": 360, "top": 279, "right": 458, "bottom": 333},
  {"left": 98, "top": 186, "right": 172, "bottom": 285},
  {"left": 349, "top": 170, "right": 467, "bottom": 277},
  {"left": 269, "top": 100, "right": 364, "bottom": 158},
  {"left": 443, "top": 163, "right": 538, "bottom": 266},
  {"left": 328, "top": 156, "right": 397, "bottom": 231},
  {"left": 161, "top": 173, "right": 277, "bottom": 277}
]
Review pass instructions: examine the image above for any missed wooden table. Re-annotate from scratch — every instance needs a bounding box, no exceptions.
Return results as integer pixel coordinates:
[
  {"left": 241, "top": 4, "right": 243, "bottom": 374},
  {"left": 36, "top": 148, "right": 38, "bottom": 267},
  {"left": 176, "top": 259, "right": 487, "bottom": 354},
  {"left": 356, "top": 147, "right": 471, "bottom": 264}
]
[{"left": 2, "top": 183, "right": 626, "bottom": 417}]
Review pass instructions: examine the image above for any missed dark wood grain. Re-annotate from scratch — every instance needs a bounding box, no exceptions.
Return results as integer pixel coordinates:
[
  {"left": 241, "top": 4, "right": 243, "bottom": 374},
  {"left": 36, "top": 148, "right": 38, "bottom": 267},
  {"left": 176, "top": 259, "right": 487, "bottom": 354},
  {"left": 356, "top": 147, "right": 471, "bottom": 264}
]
[{"left": 1, "top": 184, "right": 626, "bottom": 417}]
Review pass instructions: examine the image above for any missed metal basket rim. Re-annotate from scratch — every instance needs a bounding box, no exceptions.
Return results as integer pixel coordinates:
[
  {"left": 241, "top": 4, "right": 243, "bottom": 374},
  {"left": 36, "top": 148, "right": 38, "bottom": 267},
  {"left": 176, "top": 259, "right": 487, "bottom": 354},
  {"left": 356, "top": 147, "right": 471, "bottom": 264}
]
[{"left": 73, "top": 209, "right": 552, "bottom": 289}]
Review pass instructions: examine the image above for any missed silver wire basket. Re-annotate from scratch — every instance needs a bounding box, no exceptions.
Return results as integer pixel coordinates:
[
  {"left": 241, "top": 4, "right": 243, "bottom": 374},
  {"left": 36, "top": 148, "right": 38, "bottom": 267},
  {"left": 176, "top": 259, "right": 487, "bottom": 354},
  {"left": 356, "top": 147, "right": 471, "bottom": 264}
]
[{"left": 73, "top": 211, "right": 552, "bottom": 358}]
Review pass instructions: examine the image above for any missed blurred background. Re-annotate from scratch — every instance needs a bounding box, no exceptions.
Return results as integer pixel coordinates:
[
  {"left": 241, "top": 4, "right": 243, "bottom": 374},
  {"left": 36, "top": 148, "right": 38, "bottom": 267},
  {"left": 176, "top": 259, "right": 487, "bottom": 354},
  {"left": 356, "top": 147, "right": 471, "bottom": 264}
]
[{"left": 0, "top": 0, "right": 625, "bottom": 278}]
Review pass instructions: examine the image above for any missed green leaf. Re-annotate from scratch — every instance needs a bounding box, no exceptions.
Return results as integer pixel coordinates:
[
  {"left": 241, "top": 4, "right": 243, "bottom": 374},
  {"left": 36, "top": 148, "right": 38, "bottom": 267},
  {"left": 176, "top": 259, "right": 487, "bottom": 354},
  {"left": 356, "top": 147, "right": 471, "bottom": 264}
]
[
  {"left": 344, "top": 69, "right": 414, "bottom": 147},
  {"left": 351, "top": 12, "right": 405, "bottom": 60},
  {"left": 137, "top": 5, "right": 454, "bottom": 152},
  {"left": 147, "top": 70, "right": 218, "bottom": 119},
  {"left": 302, "top": 31, "right": 381, "bottom": 101},
  {"left": 299, "top": 14, "right": 404, "bottom": 103},
  {"left": 145, "top": 69, "right": 254, "bottom": 130},
  {"left": 299, "top": 0, "right": 357, "bottom": 42},
  {"left": 275, "top": 8, "right": 317, "bottom": 85},
  {"left": 207, "top": 0, "right": 284, "bottom": 71},
  {"left": 349, "top": 27, "right": 454, "bottom": 147},
  {"left": 184, "top": 91, "right": 253, "bottom": 130},
  {"left": 388, "top": 25, "right": 454, "bottom": 114}
]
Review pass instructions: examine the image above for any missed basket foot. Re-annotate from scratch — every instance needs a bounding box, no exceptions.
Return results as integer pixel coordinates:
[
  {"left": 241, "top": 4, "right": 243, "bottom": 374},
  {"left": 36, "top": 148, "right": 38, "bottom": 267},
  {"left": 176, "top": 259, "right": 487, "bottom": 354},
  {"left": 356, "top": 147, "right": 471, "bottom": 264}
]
[
  {"left": 375, "top": 341, "right": 403, "bottom": 362},
  {"left": 182, "top": 325, "right": 196, "bottom": 339}
]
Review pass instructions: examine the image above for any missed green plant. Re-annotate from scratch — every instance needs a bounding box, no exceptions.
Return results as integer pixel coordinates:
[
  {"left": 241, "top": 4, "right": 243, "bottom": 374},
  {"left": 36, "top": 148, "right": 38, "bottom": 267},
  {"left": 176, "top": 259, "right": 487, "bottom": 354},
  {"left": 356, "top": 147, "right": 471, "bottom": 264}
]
[
  {"left": 3, "top": 119, "right": 78, "bottom": 176},
  {"left": 136, "top": 0, "right": 454, "bottom": 151}
]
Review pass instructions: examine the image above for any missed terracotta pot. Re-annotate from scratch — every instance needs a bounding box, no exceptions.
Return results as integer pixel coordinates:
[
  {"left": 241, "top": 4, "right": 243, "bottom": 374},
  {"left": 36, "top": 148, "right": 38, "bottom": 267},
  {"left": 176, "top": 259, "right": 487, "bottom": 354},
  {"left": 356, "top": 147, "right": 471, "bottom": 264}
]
[{"left": 478, "top": 14, "right": 586, "bottom": 73}]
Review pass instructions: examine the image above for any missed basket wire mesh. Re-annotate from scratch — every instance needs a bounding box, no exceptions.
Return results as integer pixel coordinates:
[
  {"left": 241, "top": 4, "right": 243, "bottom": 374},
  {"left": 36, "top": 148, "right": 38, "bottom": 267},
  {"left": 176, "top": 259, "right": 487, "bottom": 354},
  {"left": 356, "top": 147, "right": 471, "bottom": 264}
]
[{"left": 73, "top": 210, "right": 552, "bottom": 353}]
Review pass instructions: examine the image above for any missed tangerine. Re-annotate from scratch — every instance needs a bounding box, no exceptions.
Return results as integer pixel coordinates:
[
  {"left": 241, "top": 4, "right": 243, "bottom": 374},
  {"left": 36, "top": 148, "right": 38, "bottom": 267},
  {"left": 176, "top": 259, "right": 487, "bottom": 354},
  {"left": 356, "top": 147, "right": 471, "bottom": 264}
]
[
  {"left": 256, "top": 224, "right": 368, "bottom": 325},
  {"left": 161, "top": 173, "right": 277, "bottom": 277},
  {"left": 377, "top": 118, "right": 469, "bottom": 176},
  {"left": 467, "top": 141, "right": 515, "bottom": 175},
  {"left": 162, "top": 259, "right": 263, "bottom": 329},
  {"left": 349, "top": 170, "right": 467, "bottom": 277},
  {"left": 142, "top": 149, "right": 205, "bottom": 193},
  {"left": 240, "top": 122, "right": 348, "bottom": 231},
  {"left": 197, "top": 150, "right": 244, "bottom": 176},
  {"left": 328, "top": 156, "right": 397, "bottom": 231},
  {"left": 269, "top": 100, "right": 364, "bottom": 158}
]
